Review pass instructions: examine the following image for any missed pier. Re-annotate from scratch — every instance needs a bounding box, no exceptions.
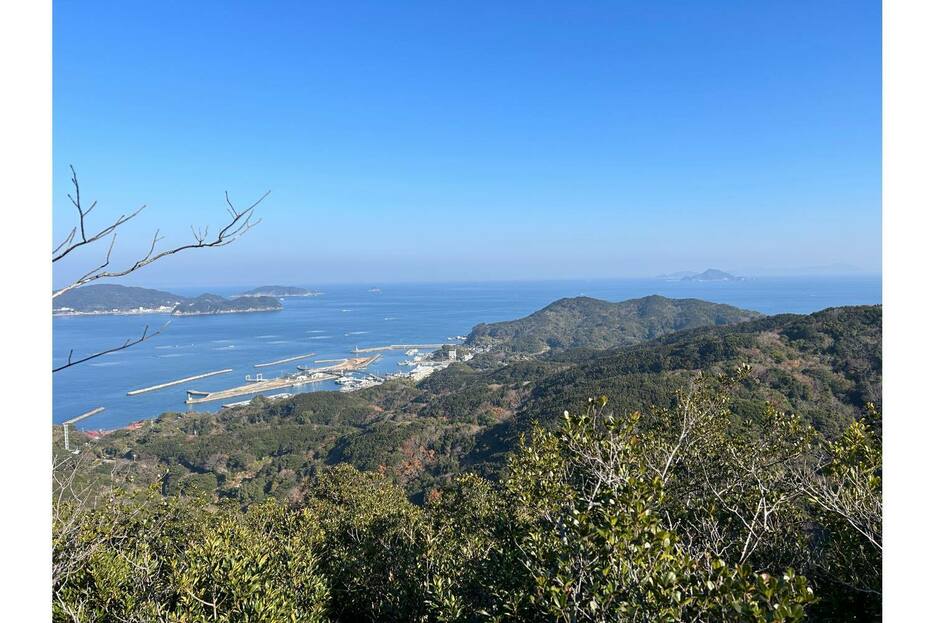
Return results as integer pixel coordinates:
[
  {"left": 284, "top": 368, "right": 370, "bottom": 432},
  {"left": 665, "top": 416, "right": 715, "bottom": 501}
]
[
  {"left": 352, "top": 343, "right": 448, "bottom": 353},
  {"left": 186, "top": 355, "right": 381, "bottom": 405},
  {"left": 127, "top": 369, "right": 233, "bottom": 396},
  {"left": 64, "top": 406, "right": 106, "bottom": 426},
  {"left": 254, "top": 352, "right": 317, "bottom": 368}
]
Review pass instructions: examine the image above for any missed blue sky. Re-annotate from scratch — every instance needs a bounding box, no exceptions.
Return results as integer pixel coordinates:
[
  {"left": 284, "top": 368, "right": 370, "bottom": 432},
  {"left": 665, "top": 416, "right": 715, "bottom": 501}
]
[{"left": 53, "top": 1, "right": 880, "bottom": 287}]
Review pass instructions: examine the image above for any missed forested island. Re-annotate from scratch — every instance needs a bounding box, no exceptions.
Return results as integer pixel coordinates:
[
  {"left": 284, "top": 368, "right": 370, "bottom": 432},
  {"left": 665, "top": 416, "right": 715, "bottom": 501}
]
[
  {"left": 53, "top": 284, "right": 282, "bottom": 315},
  {"left": 53, "top": 297, "right": 881, "bottom": 620},
  {"left": 171, "top": 293, "right": 281, "bottom": 315},
  {"left": 239, "top": 285, "right": 321, "bottom": 297}
]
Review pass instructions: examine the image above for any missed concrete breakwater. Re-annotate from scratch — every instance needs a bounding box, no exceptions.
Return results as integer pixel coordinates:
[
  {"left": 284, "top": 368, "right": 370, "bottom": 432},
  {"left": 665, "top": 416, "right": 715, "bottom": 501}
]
[{"left": 127, "top": 369, "right": 234, "bottom": 396}]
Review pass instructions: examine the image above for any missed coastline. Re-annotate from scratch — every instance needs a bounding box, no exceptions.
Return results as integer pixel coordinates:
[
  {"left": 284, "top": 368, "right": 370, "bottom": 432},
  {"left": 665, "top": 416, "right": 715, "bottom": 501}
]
[
  {"left": 54, "top": 306, "right": 282, "bottom": 317},
  {"left": 53, "top": 307, "right": 176, "bottom": 317},
  {"left": 171, "top": 306, "right": 282, "bottom": 316},
  {"left": 238, "top": 292, "right": 322, "bottom": 298}
]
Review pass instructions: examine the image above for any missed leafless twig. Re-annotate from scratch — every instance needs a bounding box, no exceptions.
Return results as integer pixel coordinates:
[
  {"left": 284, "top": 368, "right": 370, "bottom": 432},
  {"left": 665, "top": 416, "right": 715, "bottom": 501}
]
[
  {"left": 54, "top": 322, "right": 170, "bottom": 373},
  {"left": 52, "top": 167, "right": 268, "bottom": 299},
  {"left": 52, "top": 168, "right": 268, "bottom": 372}
]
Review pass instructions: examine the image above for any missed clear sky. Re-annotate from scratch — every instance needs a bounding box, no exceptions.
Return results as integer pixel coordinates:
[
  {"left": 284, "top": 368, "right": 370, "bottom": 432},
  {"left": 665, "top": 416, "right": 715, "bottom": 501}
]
[{"left": 53, "top": 0, "right": 880, "bottom": 287}]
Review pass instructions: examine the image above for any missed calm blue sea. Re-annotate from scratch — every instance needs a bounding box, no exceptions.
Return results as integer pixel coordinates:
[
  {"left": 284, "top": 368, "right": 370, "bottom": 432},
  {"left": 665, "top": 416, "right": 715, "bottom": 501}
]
[{"left": 53, "top": 277, "right": 881, "bottom": 430}]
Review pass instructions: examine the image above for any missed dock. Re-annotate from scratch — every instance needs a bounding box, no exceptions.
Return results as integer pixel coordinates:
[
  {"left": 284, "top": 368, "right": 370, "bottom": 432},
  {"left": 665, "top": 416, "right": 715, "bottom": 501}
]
[
  {"left": 297, "top": 355, "right": 382, "bottom": 373},
  {"left": 127, "top": 369, "right": 233, "bottom": 396},
  {"left": 352, "top": 343, "right": 448, "bottom": 353},
  {"left": 186, "top": 355, "right": 381, "bottom": 405},
  {"left": 254, "top": 353, "right": 317, "bottom": 368}
]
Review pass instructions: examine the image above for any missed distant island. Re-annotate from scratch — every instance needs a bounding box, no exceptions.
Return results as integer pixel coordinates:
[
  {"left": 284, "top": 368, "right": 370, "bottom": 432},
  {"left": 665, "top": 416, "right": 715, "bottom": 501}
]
[
  {"left": 654, "top": 271, "right": 700, "bottom": 280},
  {"left": 660, "top": 268, "right": 745, "bottom": 282},
  {"left": 682, "top": 268, "right": 744, "bottom": 282},
  {"left": 239, "top": 285, "right": 321, "bottom": 298},
  {"left": 53, "top": 284, "right": 283, "bottom": 316},
  {"left": 171, "top": 294, "right": 282, "bottom": 316}
]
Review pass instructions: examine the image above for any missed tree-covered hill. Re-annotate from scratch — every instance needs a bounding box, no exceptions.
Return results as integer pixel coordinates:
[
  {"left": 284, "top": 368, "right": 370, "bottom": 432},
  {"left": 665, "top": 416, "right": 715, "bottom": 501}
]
[
  {"left": 53, "top": 284, "right": 185, "bottom": 313},
  {"left": 465, "top": 294, "right": 762, "bottom": 353},
  {"left": 516, "top": 305, "right": 881, "bottom": 435},
  {"left": 171, "top": 294, "right": 282, "bottom": 315},
  {"left": 57, "top": 305, "right": 879, "bottom": 508}
]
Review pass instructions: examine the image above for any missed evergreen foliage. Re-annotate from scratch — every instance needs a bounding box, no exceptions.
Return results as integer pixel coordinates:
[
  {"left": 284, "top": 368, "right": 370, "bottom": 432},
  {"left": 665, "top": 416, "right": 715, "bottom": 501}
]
[{"left": 54, "top": 371, "right": 884, "bottom": 621}]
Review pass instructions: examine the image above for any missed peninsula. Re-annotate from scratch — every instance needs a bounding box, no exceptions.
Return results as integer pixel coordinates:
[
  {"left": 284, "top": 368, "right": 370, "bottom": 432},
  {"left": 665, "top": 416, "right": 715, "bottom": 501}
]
[{"left": 53, "top": 284, "right": 283, "bottom": 316}]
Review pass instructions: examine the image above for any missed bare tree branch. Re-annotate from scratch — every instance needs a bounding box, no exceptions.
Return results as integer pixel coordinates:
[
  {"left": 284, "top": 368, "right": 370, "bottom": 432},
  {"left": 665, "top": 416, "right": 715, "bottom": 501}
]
[
  {"left": 53, "top": 322, "right": 170, "bottom": 373},
  {"left": 52, "top": 167, "right": 268, "bottom": 299},
  {"left": 52, "top": 168, "right": 268, "bottom": 373},
  {"left": 53, "top": 165, "right": 146, "bottom": 263}
]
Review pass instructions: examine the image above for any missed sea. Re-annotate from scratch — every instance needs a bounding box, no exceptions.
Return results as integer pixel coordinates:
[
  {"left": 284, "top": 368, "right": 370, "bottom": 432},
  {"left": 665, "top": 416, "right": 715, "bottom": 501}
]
[{"left": 53, "top": 276, "right": 881, "bottom": 430}]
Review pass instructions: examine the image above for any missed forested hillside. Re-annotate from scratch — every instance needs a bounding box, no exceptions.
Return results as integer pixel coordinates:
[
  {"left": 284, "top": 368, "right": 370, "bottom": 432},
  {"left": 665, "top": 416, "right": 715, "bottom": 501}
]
[
  {"left": 465, "top": 295, "right": 761, "bottom": 353},
  {"left": 56, "top": 305, "right": 880, "bottom": 508},
  {"left": 53, "top": 302, "right": 881, "bottom": 621},
  {"left": 53, "top": 284, "right": 185, "bottom": 312},
  {"left": 54, "top": 368, "right": 882, "bottom": 621}
]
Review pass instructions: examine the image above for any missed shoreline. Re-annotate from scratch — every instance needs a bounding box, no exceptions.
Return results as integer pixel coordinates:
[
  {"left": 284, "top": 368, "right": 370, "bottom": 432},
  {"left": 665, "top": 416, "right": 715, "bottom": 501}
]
[
  {"left": 171, "top": 306, "right": 281, "bottom": 316},
  {"left": 238, "top": 292, "right": 322, "bottom": 298},
  {"left": 53, "top": 307, "right": 176, "bottom": 317},
  {"left": 54, "top": 306, "right": 282, "bottom": 317}
]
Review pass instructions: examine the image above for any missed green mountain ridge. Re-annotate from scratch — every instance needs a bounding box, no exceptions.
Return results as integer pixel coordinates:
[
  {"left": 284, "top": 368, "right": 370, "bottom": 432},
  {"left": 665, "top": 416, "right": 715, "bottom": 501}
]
[{"left": 465, "top": 294, "right": 761, "bottom": 353}]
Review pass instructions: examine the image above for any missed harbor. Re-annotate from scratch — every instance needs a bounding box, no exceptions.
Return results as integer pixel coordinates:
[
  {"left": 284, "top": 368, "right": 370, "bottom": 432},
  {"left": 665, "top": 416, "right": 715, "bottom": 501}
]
[
  {"left": 185, "top": 355, "right": 381, "bottom": 405},
  {"left": 352, "top": 343, "right": 450, "bottom": 353},
  {"left": 52, "top": 282, "right": 558, "bottom": 430}
]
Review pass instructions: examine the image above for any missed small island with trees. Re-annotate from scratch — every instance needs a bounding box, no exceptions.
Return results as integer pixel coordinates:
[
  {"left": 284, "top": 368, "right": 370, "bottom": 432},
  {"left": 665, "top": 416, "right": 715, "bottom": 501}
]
[{"left": 239, "top": 285, "right": 322, "bottom": 298}]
